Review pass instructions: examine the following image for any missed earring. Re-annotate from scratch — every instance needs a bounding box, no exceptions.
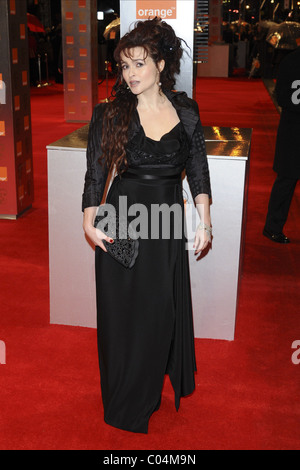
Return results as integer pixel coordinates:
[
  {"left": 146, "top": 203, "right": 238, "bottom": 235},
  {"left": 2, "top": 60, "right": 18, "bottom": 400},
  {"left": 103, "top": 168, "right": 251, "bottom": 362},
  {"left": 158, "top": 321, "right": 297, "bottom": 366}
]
[{"left": 158, "top": 81, "right": 163, "bottom": 96}]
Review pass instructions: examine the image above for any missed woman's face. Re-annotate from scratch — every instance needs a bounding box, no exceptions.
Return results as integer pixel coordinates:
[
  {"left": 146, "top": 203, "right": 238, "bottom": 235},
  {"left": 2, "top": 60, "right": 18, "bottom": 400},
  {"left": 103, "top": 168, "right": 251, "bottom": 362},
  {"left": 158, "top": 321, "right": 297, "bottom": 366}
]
[{"left": 120, "top": 47, "right": 165, "bottom": 96}]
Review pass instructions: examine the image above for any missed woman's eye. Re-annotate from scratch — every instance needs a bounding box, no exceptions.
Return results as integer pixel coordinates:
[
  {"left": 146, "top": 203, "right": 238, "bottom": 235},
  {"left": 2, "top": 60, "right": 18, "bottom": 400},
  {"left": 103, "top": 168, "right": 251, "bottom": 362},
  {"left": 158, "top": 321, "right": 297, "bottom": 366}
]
[
  {"left": 121, "top": 64, "right": 128, "bottom": 70},
  {"left": 136, "top": 62, "right": 144, "bottom": 67}
]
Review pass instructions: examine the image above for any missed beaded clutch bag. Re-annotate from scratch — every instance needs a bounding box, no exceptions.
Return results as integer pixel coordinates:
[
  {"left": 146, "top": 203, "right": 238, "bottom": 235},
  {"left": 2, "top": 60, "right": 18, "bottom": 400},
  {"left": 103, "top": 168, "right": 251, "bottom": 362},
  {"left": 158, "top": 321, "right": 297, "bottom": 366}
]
[{"left": 94, "top": 212, "right": 139, "bottom": 269}]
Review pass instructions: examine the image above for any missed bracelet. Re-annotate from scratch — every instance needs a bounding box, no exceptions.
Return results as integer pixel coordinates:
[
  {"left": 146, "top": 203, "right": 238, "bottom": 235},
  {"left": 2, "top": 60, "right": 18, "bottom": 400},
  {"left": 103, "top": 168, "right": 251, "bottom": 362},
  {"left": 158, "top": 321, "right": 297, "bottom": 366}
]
[
  {"left": 197, "top": 222, "right": 212, "bottom": 242},
  {"left": 197, "top": 221, "right": 212, "bottom": 233}
]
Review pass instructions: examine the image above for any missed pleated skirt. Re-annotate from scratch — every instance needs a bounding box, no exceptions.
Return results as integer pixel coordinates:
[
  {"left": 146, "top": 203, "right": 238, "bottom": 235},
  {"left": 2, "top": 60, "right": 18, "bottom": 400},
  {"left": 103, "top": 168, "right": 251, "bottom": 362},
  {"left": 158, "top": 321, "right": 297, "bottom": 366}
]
[{"left": 95, "top": 167, "right": 196, "bottom": 433}]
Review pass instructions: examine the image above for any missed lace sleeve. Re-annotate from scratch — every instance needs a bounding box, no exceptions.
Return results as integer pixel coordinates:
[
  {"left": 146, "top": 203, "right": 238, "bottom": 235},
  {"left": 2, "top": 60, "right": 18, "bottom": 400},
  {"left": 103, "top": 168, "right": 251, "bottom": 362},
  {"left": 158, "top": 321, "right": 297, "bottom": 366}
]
[
  {"left": 82, "top": 103, "right": 109, "bottom": 211},
  {"left": 185, "top": 114, "right": 211, "bottom": 200}
]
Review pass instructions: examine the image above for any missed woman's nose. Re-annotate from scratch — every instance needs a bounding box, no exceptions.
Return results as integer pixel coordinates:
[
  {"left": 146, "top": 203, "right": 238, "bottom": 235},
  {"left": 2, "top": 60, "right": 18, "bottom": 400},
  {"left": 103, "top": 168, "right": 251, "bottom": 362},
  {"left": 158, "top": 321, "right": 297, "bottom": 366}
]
[{"left": 129, "top": 68, "right": 135, "bottom": 78}]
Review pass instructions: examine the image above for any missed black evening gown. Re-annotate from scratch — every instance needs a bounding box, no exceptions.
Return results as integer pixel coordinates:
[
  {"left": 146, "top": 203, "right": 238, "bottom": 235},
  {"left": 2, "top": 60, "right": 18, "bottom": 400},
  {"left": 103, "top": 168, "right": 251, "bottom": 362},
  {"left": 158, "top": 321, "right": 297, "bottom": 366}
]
[{"left": 95, "top": 122, "right": 197, "bottom": 433}]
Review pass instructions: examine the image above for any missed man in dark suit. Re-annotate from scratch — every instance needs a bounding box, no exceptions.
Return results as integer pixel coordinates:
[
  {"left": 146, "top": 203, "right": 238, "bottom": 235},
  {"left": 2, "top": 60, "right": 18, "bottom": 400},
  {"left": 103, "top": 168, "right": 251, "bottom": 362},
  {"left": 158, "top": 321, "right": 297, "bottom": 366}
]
[{"left": 263, "top": 39, "right": 300, "bottom": 243}]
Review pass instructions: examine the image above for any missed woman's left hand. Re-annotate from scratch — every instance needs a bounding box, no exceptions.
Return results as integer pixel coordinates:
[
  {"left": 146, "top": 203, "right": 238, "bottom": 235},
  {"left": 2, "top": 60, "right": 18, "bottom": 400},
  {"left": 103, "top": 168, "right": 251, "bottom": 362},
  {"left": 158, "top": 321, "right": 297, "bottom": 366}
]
[{"left": 193, "top": 224, "right": 212, "bottom": 255}]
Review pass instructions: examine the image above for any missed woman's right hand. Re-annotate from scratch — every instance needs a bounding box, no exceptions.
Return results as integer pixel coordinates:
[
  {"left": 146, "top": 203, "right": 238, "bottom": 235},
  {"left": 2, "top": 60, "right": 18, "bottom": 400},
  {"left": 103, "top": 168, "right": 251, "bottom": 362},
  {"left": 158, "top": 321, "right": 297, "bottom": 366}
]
[
  {"left": 84, "top": 224, "right": 114, "bottom": 252},
  {"left": 83, "top": 207, "right": 114, "bottom": 252}
]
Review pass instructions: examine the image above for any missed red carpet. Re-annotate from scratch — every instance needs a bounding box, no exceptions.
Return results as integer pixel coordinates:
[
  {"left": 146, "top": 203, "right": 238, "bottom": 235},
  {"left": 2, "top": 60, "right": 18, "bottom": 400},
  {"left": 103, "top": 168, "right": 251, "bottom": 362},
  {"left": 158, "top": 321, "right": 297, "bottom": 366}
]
[{"left": 0, "top": 78, "right": 299, "bottom": 450}]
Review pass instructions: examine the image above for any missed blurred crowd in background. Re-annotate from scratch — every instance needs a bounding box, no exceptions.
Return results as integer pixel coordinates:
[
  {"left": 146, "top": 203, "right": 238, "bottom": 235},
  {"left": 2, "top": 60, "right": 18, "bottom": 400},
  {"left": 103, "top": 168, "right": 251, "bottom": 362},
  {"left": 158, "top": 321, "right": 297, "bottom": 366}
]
[{"left": 27, "top": 6, "right": 300, "bottom": 87}]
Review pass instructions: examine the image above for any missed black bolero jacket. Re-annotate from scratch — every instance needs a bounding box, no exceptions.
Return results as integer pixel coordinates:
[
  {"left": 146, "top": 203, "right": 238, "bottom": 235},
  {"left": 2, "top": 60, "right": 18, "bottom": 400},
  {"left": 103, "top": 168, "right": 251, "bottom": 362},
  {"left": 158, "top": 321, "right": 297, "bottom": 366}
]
[{"left": 82, "top": 90, "right": 211, "bottom": 211}]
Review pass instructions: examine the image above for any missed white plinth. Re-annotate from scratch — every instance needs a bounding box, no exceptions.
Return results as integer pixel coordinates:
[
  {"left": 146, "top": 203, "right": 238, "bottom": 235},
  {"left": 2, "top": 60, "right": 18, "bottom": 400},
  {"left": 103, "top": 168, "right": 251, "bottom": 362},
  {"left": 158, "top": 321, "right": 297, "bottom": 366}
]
[{"left": 47, "top": 126, "right": 251, "bottom": 340}]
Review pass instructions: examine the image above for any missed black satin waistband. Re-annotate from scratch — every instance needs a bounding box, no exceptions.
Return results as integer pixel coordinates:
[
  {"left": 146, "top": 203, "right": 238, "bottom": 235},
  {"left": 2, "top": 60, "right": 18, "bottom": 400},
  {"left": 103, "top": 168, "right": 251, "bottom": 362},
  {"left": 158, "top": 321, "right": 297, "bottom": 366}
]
[{"left": 122, "top": 167, "right": 183, "bottom": 180}]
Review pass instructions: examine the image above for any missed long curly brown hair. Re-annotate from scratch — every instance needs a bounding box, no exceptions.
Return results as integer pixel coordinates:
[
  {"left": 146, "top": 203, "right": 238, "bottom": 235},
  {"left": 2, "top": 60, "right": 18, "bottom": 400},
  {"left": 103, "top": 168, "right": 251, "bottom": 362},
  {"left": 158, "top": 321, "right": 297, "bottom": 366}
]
[{"left": 100, "top": 17, "right": 186, "bottom": 174}]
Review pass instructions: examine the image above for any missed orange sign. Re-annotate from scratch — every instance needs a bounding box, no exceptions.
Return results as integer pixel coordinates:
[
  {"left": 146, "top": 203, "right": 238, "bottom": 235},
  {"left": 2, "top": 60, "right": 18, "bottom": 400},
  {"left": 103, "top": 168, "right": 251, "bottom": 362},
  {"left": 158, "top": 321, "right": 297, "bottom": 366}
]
[
  {"left": 0, "top": 121, "right": 5, "bottom": 137},
  {"left": 0, "top": 167, "right": 8, "bottom": 182},
  {"left": 10, "top": 0, "right": 16, "bottom": 15},
  {"left": 136, "top": 0, "right": 177, "bottom": 20}
]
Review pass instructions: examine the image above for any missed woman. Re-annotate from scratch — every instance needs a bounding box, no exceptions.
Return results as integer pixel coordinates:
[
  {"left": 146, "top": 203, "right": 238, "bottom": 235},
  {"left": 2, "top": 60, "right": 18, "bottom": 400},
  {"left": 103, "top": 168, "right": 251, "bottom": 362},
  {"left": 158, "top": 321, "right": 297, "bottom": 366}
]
[{"left": 82, "top": 18, "right": 211, "bottom": 433}]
